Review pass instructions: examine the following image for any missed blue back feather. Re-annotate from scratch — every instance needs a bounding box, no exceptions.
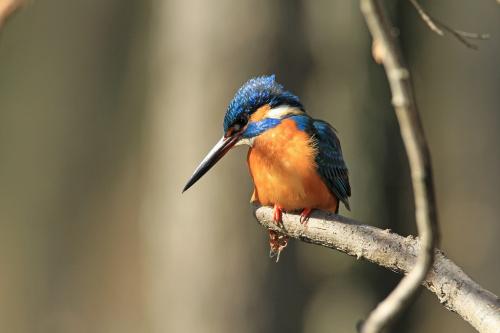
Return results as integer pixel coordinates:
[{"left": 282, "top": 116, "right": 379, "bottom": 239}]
[
  {"left": 311, "top": 119, "right": 351, "bottom": 210},
  {"left": 279, "top": 114, "right": 351, "bottom": 210}
]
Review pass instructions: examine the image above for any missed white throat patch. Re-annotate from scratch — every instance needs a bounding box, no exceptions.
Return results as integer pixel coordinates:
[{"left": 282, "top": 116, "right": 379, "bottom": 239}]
[
  {"left": 236, "top": 137, "right": 255, "bottom": 147},
  {"left": 266, "top": 105, "right": 303, "bottom": 119}
]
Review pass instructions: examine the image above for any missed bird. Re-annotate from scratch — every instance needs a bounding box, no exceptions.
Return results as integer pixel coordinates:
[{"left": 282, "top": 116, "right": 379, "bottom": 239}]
[{"left": 183, "top": 75, "right": 351, "bottom": 260}]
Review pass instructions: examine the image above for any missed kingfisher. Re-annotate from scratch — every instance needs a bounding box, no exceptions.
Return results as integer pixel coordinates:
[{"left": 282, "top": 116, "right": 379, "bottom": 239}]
[{"left": 183, "top": 75, "right": 351, "bottom": 260}]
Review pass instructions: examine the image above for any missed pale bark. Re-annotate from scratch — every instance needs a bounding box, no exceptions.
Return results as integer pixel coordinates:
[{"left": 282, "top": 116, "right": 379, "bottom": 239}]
[
  {"left": 254, "top": 206, "right": 500, "bottom": 333},
  {"left": 360, "top": 0, "right": 439, "bottom": 331}
]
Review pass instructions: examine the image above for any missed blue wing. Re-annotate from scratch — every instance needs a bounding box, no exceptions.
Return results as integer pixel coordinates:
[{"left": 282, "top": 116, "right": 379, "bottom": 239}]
[{"left": 312, "top": 119, "right": 351, "bottom": 211}]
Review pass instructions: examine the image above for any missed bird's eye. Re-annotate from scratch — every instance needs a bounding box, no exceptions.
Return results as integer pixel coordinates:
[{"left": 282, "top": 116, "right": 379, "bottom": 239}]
[{"left": 233, "top": 114, "right": 248, "bottom": 132}]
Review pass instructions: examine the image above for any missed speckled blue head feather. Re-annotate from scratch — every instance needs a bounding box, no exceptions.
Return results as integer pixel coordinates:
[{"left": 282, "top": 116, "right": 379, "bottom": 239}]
[{"left": 223, "top": 75, "right": 303, "bottom": 132}]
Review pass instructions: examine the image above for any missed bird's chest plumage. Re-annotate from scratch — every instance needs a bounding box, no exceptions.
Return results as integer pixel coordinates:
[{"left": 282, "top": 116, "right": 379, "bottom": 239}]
[{"left": 247, "top": 119, "right": 338, "bottom": 211}]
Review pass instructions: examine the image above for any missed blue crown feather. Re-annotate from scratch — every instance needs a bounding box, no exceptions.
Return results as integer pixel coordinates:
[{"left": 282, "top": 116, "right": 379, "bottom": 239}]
[{"left": 223, "top": 75, "right": 303, "bottom": 132}]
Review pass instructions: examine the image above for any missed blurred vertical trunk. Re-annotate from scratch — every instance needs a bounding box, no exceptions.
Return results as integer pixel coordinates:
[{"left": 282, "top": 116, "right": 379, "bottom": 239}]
[
  {"left": 0, "top": 1, "right": 150, "bottom": 332},
  {"left": 142, "top": 1, "right": 281, "bottom": 332}
]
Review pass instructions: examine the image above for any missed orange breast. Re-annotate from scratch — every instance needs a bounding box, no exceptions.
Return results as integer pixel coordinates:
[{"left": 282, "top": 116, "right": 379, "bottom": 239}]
[{"left": 247, "top": 119, "right": 338, "bottom": 212}]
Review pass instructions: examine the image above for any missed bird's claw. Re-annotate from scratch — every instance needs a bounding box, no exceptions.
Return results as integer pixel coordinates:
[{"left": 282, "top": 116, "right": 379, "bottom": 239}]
[
  {"left": 300, "top": 208, "right": 312, "bottom": 225},
  {"left": 273, "top": 204, "right": 284, "bottom": 226}
]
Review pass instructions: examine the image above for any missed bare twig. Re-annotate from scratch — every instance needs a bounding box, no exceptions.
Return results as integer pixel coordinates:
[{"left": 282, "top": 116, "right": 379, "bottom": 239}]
[
  {"left": 450, "top": 29, "right": 489, "bottom": 40},
  {"left": 254, "top": 206, "right": 500, "bottom": 333},
  {"left": 437, "top": 23, "right": 489, "bottom": 50},
  {"left": 408, "top": 0, "right": 444, "bottom": 36},
  {"left": 409, "top": 0, "right": 489, "bottom": 50},
  {"left": 0, "top": 0, "right": 23, "bottom": 29},
  {"left": 360, "top": 0, "right": 439, "bottom": 332}
]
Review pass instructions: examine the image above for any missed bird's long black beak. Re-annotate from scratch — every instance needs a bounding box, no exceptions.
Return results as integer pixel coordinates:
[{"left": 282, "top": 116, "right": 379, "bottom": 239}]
[{"left": 182, "top": 133, "right": 241, "bottom": 193}]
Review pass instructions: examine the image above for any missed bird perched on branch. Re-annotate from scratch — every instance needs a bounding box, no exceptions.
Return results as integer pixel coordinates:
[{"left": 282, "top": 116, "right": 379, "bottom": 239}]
[{"left": 183, "top": 75, "right": 351, "bottom": 260}]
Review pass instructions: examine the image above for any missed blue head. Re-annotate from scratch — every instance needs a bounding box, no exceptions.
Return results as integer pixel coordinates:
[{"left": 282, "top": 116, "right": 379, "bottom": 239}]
[
  {"left": 223, "top": 75, "right": 303, "bottom": 135},
  {"left": 183, "top": 75, "right": 304, "bottom": 192}
]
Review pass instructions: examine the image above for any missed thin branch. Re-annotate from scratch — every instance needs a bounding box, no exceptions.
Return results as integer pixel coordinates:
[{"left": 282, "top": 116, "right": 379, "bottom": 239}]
[
  {"left": 450, "top": 29, "right": 489, "bottom": 40},
  {"left": 360, "top": 0, "right": 439, "bottom": 332},
  {"left": 409, "top": 0, "right": 489, "bottom": 50},
  {"left": 408, "top": 0, "right": 444, "bottom": 36},
  {"left": 0, "top": 0, "right": 23, "bottom": 30},
  {"left": 437, "top": 23, "right": 488, "bottom": 50},
  {"left": 254, "top": 206, "right": 500, "bottom": 333}
]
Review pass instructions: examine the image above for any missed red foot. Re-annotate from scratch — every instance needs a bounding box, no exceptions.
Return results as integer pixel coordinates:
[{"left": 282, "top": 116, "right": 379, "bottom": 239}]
[
  {"left": 273, "top": 204, "right": 284, "bottom": 225},
  {"left": 300, "top": 208, "right": 313, "bottom": 225}
]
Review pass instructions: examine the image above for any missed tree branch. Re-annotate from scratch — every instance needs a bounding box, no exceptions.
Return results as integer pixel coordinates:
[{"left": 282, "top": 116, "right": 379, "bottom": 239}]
[
  {"left": 408, "top": 0, "right": 444, "bottom": 36},
  {"left": 360, "top": 0, "right": 440, "bottom": 332},
  {"left": 254, "top": 206, "right": 500, "bottom": 333},
  {"left": 408, "top": 0, "right": 489, "bottom": 50},
  {"left": 0, "top": 0, "right": 23, "bottom": 30}
]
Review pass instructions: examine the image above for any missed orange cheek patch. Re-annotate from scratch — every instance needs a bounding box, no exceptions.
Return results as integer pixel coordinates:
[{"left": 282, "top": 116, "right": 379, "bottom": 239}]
[{"left": 250, "top": 104, "right": 271, "bottom": 122}]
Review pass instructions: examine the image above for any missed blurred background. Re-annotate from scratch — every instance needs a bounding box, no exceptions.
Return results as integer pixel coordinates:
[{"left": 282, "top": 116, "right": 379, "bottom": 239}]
[{"left": 0, "top": 1, "right": 498, "bottom": 332}]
